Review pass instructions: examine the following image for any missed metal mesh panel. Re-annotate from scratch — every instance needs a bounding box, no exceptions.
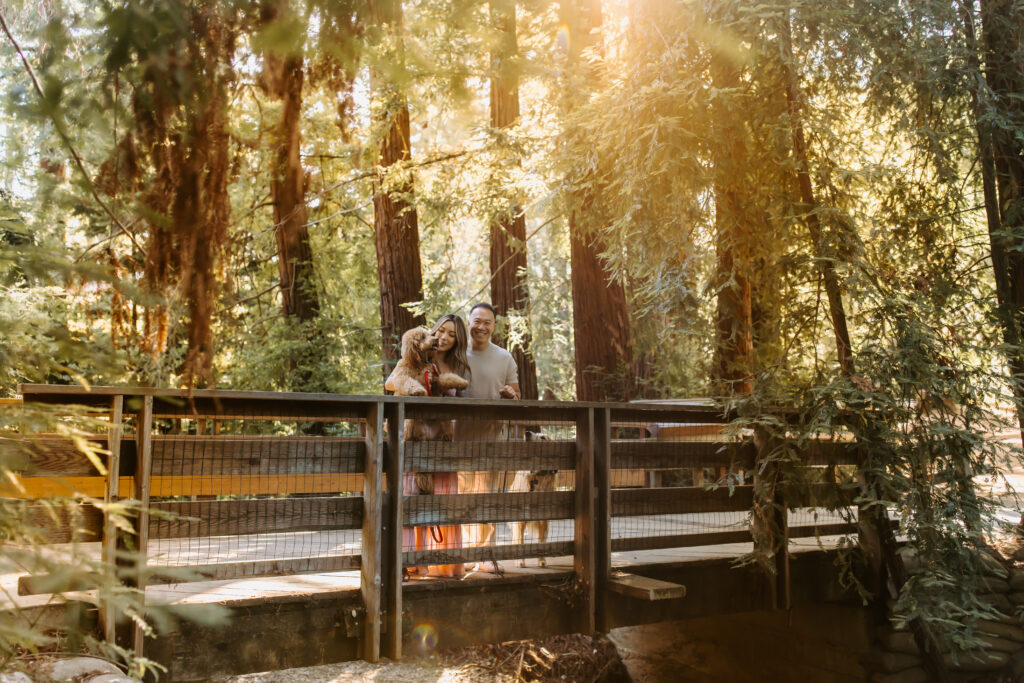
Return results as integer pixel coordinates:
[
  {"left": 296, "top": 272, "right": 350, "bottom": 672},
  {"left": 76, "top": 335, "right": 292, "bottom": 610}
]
[
  {"left": 143, "top": 401, "right": 365, "bottom": 580},
  {"left": 401, "top": 417, "right": 576, "bottom": 577},
  {"left": 608, "top": 416, "right": 753, "bottom": 555}
]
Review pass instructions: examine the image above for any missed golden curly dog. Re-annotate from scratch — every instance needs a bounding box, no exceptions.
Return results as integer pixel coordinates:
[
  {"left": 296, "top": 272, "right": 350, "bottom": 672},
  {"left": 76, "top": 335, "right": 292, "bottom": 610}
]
[{"left": 388, "top": 326, "right": 468, "bottom": 443}]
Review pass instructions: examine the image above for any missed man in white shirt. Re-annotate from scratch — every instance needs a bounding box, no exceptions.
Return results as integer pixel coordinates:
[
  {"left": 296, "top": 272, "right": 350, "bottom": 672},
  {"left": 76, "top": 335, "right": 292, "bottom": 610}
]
[
  {"left": 456, "top": 302, "right": 520, "bottom": 561},
  {"left": 464, "top": 302, "right": 520, "bottom": 400}
]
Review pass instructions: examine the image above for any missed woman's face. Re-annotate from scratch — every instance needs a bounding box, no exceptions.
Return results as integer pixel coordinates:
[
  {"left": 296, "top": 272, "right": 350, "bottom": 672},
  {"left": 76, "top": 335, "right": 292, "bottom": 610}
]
[{"left": 435, "top": 320, "right": 457, "bottom": 353}]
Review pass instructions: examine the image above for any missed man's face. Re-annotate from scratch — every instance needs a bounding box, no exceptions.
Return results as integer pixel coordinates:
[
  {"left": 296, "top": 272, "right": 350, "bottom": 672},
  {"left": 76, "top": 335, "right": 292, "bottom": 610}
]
[{"left": 468, "top": 307, "right": 495, "bottom": 347}]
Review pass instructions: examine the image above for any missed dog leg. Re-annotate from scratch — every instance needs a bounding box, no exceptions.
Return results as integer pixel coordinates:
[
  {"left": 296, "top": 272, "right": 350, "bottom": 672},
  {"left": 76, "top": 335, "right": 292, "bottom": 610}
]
[
  {"left": 511, "top": 521, "right": 526, "bottom": 568},
  {"left": 537, "top": 520, "right": 549, "bottom": 567}
]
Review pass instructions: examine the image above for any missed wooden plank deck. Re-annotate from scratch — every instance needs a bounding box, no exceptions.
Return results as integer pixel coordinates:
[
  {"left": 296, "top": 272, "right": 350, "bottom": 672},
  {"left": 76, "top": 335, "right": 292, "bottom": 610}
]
[{"left": 1, "top": 509, "right": 854, "bottom": 610}]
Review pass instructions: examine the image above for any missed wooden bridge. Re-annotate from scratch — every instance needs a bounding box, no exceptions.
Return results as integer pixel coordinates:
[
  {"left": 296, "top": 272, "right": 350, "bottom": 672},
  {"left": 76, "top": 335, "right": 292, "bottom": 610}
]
[{"left": 4, "top": 385, "right": 865, "bottom": 680}]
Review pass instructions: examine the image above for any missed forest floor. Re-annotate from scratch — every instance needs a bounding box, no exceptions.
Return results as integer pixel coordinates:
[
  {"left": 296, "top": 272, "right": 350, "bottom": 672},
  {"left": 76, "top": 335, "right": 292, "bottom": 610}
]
[{"left": 222, "top": 633, "right": 631, "bottom": 683}]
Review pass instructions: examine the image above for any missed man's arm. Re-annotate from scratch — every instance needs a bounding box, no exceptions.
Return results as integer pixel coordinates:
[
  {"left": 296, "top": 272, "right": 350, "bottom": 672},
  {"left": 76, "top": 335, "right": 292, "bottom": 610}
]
[{"left": 499, "top": 352, "right": 520, "bottom": 399}]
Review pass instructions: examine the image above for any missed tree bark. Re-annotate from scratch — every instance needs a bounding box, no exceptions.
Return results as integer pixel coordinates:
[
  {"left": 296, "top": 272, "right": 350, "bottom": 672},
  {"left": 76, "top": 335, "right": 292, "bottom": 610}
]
[
  {"left": 780, "top": 16, "right": 950, "bottom": 682},
  {"left": 368, "top": 0, "right": 425, "bottom": 364},
  {"left": 488, "top": 0, "right": 538, "bottom": 400},
  {"left": 564, "top": 0, "right": 634, "bottom": 402},
  {"left": 262, "top": 1, "right": 318, "bottom": 322},
  {"left": 708, "top": 44, "right": 755, "bottom": 397},
  {"left": 977, "top": 0, "right": 1024, "bottom": 443}
]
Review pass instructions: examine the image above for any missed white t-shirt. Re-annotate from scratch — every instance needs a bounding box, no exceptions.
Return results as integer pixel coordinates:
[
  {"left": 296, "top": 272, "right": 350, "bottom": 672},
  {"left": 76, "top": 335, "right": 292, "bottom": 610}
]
[
  {"left": 463, "top": 342, "right": 519, "bottom": 399},
  {"left": 455, "top": 342, "right": 519, "bottom": 442}
]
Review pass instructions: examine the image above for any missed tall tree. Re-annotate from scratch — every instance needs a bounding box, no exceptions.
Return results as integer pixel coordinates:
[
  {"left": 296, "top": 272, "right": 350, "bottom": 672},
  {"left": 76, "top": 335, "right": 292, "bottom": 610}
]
[
  {"left": 707, "top": 35, "right": 755, "bottom": 398},
  {"left": 260, "top": 0, "right": 319, "bottom": 323},
  {"left": 563, "top": 0, "right": 634, "bottom": 402},
  {"left": 366, "top": 0, "right": 425, "bottom": 365},
  {"left": 488, "top": 0, "right": 538, "bottom": 400},
  {"left": 974, "top": 0, "right": 1024, "bottom": 441},
  {"left": 100, "top": 1, "right": 239, "bottom": 386}
]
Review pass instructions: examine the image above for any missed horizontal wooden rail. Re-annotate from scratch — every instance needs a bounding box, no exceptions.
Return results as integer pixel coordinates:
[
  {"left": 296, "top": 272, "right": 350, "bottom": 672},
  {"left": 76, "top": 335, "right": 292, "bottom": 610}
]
[
  {"left": 609, "top": 440, "right": 756, "bottom": 470},
  {"left": 149, "top": 436, "right": 366, "bottom": 476},
  {"left": 10, "top": 501, "right": 104, "bottom": 543},
  {"left": 404, "top": 540, "right": 575, "bottom": 567},
  {"left": 404, "top": 439, "right": 575, "bottom": 472},
  {"left": 612, "top": 486, "right": 755, "bottom": 517},
  {"left": 149, "top": 497, "right": 363, "bottom": 539},
  {"left": 403, "top": 491, "right": 573, "bottom": 526},
  {"left": 610, "top": 529, "right": 752, "bottom": 552}
]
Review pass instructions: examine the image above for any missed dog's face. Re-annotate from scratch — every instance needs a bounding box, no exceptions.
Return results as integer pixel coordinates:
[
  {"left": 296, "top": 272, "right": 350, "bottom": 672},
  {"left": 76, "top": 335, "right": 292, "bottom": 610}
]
[
  {"left": 525, "top": 431, "right": 550, "bottom": 442},
  {"left": 401, "top": 326, "right": 438, "bottom": 365}
]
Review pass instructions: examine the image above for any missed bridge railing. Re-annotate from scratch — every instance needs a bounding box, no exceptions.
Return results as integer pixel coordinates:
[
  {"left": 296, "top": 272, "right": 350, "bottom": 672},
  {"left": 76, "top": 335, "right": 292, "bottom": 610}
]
[{"left": 7, "top": 384, "right": 861, "bottom": 661}]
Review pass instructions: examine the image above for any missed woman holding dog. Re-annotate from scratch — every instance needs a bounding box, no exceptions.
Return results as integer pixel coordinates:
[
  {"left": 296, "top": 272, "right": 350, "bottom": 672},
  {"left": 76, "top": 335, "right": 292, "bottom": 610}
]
[{"left": 387, "top": 313, "right": 470, "bottom": 578}]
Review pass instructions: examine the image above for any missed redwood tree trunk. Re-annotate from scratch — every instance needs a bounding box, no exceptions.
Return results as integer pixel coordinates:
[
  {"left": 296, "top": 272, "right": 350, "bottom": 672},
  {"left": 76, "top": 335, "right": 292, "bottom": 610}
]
[
  {"left": 564, "top": 0, "right": 634, "bottom": 402},
  {"left": 708, "top": 48, "right": 755, "bottom": 397},
  {"left": 979, "top": 0, "right": 1024, "bottom": 442},
  {"left": 369, "top": 0, "right": 425, "bottom": 363},
  {"left": 489, "top": 0, "right": 538, "bottom": 400},
  {"left": 262, "top": 5, "right": 319, "bottom": 322}
]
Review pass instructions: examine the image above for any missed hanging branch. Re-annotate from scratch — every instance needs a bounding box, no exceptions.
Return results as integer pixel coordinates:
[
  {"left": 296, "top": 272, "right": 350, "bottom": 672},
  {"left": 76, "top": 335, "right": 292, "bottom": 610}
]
[{"left": 0, "top": 8, "right": 141, "bottom": 255}]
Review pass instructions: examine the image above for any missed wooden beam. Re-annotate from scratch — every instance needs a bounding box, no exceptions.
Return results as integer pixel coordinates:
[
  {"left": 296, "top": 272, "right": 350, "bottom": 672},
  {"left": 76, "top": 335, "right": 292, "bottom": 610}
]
[
  {"left": 133, "top": 395, "right": 154, "bottom": 655},
  {"left": 402, "top": 491, "right": 572, "bottom": 526},
  {"left": 594, "top": 407, "right": 611, "bottom": 632},
  {"left": 403, "top": 540, "right": 574, "bottom": 567},
  {"left": 611, "top": 486, "right": 754, "bottom": 516},
  {"left": 147, "top": 497, "right": 362, "bottom": 538},
  {"left": 102, "top": 394, "right": 123, "bottom": 644},
  {"left": 382, "top": 402, "right": 404, "bottom": 660},
  {"left": 148, "top": 436, "right": 365, "bottom": 476},
  {"left": 403, "top": 439, "right": 573, "bottom": 472},
  {"left": 362, "top": 402, "right": 383, "bottom": 663},
  {"left": 609, "top": 440, "right": 756, "bottom": 471},
  {"left": 574, "top": 407, "right": 596, "bottom": 634},
  {"left": 15, "top": 501, "right": 104, "bottom": 543},
  {"left": 610, "top": 530, "right": 752, "bottom": 553},
  {"left": 607, "top": 571, "right": 686, "bottom": 601},
  {"left": 5, "top": 473, "right": 365, "bottom": 499},
  {"left": 19, "top": 554, "right": 362, "bottom": 595}
]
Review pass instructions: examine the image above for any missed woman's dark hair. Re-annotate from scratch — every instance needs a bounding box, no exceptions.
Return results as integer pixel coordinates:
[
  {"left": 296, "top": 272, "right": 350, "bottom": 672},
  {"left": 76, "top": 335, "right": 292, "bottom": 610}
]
[{"left": 431, "top": 314, "right": 470, "bottom": 379}]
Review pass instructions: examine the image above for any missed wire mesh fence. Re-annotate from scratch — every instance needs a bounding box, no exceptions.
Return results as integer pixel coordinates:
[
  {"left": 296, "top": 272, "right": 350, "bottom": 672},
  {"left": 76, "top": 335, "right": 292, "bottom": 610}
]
[
  {"left": 607, "top": 415, "right": 754, "bottom": 552},
  {"left": 142, "top": 398, "right": 368, "bottom": 580},
  {"left": 401, "top": 417, "right": 576, "bottom": 575}
]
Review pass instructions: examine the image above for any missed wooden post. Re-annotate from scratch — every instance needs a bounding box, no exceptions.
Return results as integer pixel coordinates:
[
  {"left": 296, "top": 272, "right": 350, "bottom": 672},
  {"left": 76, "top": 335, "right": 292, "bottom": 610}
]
[
  {"left": 574, "top": 407, "right": 596, "bottom": 634},
  {"left": 382, "top": 401, "right": 404, "bottom": 660},
  {"left": 132, "top": 395, "right": 154, "bottom": 655},
  {"left": 594, "top": 407, "right": 611, "bottom": 633},
  {"left": 361, "top": 402, "right": 384, "bottom": 662},
  {"left": 101, "top": 395, "right": 123, "bottom": 644},
  {"left": 753, "top": 426, "right": 788, "bottom": 610}
]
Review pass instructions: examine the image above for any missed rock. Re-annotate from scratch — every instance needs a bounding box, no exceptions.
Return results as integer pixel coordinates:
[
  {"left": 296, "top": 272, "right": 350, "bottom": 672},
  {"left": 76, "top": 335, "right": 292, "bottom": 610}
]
[
  {"left": 942, "top": 650, "right": 1010, "bottom": 672},
  {"left": 869, "top": 667, "right": 928, "bottom": 683},
  {"left": 43, "top": 657, "right": 124, "bottom": 681},
  {"left": 981, "top": 576, "right": 1012, "bottom": 593},
  {"left": 89, "top": 676, "right": 137, "bottom": 683},
  {"left": 1010, "top": 571, "right": 1024, "bottom": 592},
  {"left": 977, "top": 633, "right": 1023, "bottom": 653},
  {"left": 1011, "top": 649, "right": 1024, "bottom": 677},
  {"left": 867, "top": 650, "right": 923, "bottom": 673},
  {"left": 978, "top": 593, "right": 1013, "bottom": 612},
  {"left": 1014, "top": 546, "right": 1024, "bottom": 563},
  {"left": 899, "top": 548, "right": 921, "bottom": 574},
  {"left": 877, "top": 628, "right": 919, "bottom": 655},
  {"left": 0, "top": 674, "right": 32, "bottom": 683},
  {"left": 976, "top": 549, "right": 1009, "bottom": 578},
  {"left": 1008, "top": 592, "right": 1024, "bottom": 606},
  {"left": 977, "top": 618, "right": 1024, "bottom": 643}
]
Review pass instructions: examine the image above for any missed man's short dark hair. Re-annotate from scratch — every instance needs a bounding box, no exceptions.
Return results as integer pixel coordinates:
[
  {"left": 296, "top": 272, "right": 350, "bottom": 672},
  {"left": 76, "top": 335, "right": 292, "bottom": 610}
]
[{"left": 469, "top": 302, "right": 496, "bottom": 317}]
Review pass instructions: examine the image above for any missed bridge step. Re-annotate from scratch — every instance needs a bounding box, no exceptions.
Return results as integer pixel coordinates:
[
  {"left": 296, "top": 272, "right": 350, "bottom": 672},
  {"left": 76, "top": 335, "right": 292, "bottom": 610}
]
[{"left": 608, "top": 571, "right": 686, "bottom": 601}]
